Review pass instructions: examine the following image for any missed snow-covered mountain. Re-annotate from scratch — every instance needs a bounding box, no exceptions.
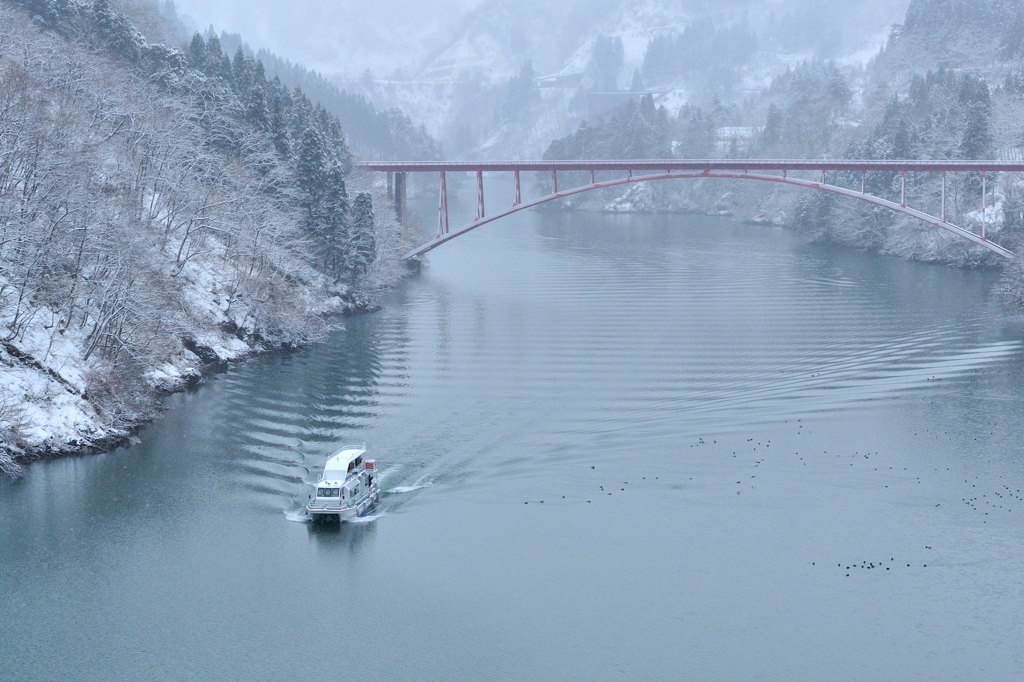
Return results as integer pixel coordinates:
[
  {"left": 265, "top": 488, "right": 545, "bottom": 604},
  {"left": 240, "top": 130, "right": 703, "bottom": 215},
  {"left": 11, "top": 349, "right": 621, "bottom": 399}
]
[
  {"left": 170, "top": 0, "right": 909, "bottom": 158},
  {"left": 174, "top": 0, "right": 905, "bottom": 80},
  {"left": 355, "top": 0, "right": 908, "bottom": 157}
]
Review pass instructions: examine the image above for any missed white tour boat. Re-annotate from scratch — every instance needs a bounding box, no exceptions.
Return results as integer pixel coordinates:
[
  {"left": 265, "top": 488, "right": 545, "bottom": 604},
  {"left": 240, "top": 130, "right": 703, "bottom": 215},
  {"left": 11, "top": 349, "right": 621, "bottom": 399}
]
[{"left": 306, "top": 444, "right": 380, "bottom": 521}]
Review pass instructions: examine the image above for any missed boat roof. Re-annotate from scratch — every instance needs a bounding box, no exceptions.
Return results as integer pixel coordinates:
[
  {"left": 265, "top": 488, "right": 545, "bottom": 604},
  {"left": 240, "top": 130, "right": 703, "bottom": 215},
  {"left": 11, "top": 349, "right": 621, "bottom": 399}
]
[{"left": 320, "top": 445, "right": 366, "bottom": 482}]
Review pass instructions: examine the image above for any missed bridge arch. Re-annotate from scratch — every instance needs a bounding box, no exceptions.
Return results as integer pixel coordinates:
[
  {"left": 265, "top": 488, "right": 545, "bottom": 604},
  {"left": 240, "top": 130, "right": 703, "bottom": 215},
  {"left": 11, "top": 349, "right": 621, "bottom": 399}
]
[{"left": 402, "top": 170, "right": 1013, "bottom": 261}]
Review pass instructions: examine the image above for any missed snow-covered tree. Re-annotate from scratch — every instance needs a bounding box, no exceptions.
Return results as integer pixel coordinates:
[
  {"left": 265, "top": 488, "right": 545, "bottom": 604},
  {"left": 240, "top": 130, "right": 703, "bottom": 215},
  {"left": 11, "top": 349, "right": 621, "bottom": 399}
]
[{"left": 592, "top": 34, "right": 624, "bottom": 91}]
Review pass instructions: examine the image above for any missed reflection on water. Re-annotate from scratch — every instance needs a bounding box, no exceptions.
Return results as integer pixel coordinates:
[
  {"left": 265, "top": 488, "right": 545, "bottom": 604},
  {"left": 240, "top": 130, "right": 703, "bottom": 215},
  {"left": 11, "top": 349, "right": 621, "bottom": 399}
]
[
  {"left": 307, "top": 515, "right": 379, "bottom": 552},
  {"left": 3, "top": 211, "right": 1024, "bottom": 681}
]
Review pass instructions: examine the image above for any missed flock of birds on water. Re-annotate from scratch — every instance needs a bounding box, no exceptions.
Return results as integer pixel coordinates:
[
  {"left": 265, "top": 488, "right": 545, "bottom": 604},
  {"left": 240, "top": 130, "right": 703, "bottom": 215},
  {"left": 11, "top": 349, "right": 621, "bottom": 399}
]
[{"left": 510, "top": 419, "right": 1020, "bottom": 579}]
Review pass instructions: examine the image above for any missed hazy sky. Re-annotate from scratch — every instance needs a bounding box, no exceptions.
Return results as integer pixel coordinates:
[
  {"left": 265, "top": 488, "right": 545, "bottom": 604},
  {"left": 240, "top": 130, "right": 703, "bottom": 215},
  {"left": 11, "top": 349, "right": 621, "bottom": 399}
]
[
  {"left": 173, "top": 0, "right": 485, "bottom": 74},
  {"left": 171, "top": 0, "right": 910, "bottom": 79}
]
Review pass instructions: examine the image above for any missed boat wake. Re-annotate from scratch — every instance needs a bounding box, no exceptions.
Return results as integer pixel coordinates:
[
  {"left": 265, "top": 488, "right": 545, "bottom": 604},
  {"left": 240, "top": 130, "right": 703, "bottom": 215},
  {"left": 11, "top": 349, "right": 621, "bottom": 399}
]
[
  {"left": 388, "top": 481, "right": 433, "bottom": 494},
  {"left": 284, "top": 509, "right": 311, "bottom": 523},
  {"left": 348, "top": 511, "right": 386, "bottom": 524}
]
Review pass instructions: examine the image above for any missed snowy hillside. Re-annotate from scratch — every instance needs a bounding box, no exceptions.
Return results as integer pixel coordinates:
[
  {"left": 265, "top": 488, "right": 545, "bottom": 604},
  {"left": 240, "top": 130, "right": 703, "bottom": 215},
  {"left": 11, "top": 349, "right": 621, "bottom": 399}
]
[
  {"left": 0, "top": 0, "right": 405, "bottom": 476},
  {"left": 330, "top": 0, "right": 906, "bottom": 158},
  {"left": 166, "top": 0, "right": 908, "bottom": 159}
]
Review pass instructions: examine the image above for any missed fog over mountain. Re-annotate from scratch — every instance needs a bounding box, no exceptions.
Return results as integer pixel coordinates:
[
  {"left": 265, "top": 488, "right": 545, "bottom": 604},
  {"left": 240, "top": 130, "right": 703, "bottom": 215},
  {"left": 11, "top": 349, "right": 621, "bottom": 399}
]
[
  {"left": 173, "top": 0, "right": 909, "bottom": 79},
  {"left": 169, "top": 0, "right": 910, "bottom": 158},
  {"left": 171, "top": 0, "right": 482, "bottom": 74}
]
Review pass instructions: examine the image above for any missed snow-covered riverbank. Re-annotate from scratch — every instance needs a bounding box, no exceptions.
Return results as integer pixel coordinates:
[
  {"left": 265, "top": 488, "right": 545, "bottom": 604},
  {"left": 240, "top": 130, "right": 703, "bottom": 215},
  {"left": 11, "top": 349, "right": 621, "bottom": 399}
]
[
  {"left": 0, "top": 225, "right": 405, "bottom": 479},
  {"left": 546, "top": 173, "right": 1016, "bottom": 269}
]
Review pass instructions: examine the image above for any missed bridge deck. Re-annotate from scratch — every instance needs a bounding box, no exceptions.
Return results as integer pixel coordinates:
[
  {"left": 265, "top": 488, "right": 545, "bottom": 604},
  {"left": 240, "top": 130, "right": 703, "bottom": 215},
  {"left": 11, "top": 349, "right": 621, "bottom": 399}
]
[{"left": 357, "top": 159, "right": 1024, "bottom": 173}]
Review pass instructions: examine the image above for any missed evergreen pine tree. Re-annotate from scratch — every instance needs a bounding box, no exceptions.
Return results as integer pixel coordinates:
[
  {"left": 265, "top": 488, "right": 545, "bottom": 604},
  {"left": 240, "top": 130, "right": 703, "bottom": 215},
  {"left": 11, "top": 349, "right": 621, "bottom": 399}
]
[
  {"left": 91, "top": 0, "right": 141, "bottom": 60},
  {"left": 959, "top": 106, "right": 991, "bottom": 159},
  {"left": 297, "top": 127, "right": 351, "bottom": 278},
  {"left": 350, "top": 192, "right": 376, "bottom": 277},
  {"left": 630, "top": 68, "right": 644, "bottom": 92},
  {"left": 267, "top": 79, "right": 292, "bottom": 156},
  {"left": 232, "top": 46, "right": 251, "bottom": 91},
  {"left": 297, "top": 126, "right": 327, "bottom": 217},
  {"left": 958, "top": 75, "right": 992, "bottom": 159},
  {"left": 998, "top": 15, "right": 1024, "bottom": 62},
  {"left": 500, "top": 61, "right": 539, "bottom": 122},
  {"left": 22, "top": 0, "right": 75, "bottom": 26},
  {"left": 320, "top": 163, "right": 350, "bottom": 278},
  {"left": 204, "top": 35, "right": 231, "bottom": 80},
  {"left": 246, "top": 84, "right": 269, "bottom": 131},
  {"left": 592, "top": 34, "right": 624, "bottom": 90},
  {"left": 761, "top": 104, "right": 782, "bottom": 147},
  {"left": 188, "top": 33, "right": 206, "bottom": 70},
  {"left": 290, "top": 89, "right": 313, "bottom": 143}
]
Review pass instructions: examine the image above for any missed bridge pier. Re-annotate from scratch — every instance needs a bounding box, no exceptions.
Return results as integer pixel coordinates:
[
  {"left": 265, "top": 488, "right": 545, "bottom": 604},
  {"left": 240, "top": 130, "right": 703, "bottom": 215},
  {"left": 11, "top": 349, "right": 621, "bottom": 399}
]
[
  {"left": 982, "top": 171, "right": 987, "bottom": 240},
  {"left": 476, "top": 170, "right": 485, "bottom": 220},
  {"left": 437, "top": 171, "right": 449, "bottom": 237},
  {"left": 393, "top": 171, "right": 407, "bottom": 224},
  {"left": 942, "top": 171, "right": 946, "bottom": 222}
]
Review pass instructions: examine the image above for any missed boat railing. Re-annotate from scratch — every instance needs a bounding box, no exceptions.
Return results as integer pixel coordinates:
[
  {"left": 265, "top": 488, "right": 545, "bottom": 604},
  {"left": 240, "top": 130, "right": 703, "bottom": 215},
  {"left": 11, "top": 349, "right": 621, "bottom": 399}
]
[{"left": 337, "top": 442, "right": 367, "bottom": 454}]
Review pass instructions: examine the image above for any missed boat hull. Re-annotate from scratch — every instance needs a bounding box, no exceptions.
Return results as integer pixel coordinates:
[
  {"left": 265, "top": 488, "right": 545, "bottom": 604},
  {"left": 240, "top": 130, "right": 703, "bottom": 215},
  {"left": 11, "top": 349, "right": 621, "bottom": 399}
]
[{"left": 306, "top": 489, "right": 379, "bottom": 521}]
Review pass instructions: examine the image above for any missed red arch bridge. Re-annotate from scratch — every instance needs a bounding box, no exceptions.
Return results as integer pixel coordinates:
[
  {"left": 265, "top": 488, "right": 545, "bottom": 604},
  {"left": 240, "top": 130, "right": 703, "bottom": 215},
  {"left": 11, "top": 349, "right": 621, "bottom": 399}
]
[{"left": 355, "top": 160, "right": 1024, "bottom": 261}]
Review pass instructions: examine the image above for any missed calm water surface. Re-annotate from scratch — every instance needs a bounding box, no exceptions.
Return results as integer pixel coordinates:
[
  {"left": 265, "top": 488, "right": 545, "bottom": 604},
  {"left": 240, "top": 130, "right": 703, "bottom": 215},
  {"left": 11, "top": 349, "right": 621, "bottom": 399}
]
[{"left": 3, "top": 211, "right": 1024, "bottom": 680}]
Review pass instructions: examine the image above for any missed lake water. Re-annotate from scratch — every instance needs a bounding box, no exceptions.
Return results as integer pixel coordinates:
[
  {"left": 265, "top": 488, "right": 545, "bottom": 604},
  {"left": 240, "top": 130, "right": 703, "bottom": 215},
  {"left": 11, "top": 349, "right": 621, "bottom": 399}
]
[{"left": 3, "top": 210, "right": 1024, "bottom": 680}]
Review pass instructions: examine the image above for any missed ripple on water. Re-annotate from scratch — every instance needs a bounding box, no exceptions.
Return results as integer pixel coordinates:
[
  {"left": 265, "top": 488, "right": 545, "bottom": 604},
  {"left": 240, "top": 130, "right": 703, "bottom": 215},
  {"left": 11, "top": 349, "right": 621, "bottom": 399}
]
[
  {"left": 5, "top": 213, "right": 1024, "bottom": 681},
  {"left": 213, "top": 215, "right": 1020, "bottom": 522}
]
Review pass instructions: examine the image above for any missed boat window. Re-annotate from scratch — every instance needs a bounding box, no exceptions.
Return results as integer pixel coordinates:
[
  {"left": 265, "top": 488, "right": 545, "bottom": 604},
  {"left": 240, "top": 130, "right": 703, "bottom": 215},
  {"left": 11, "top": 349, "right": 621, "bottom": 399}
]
[{"left": 317, "top": 488, "right": 340, "bottom": 498}]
